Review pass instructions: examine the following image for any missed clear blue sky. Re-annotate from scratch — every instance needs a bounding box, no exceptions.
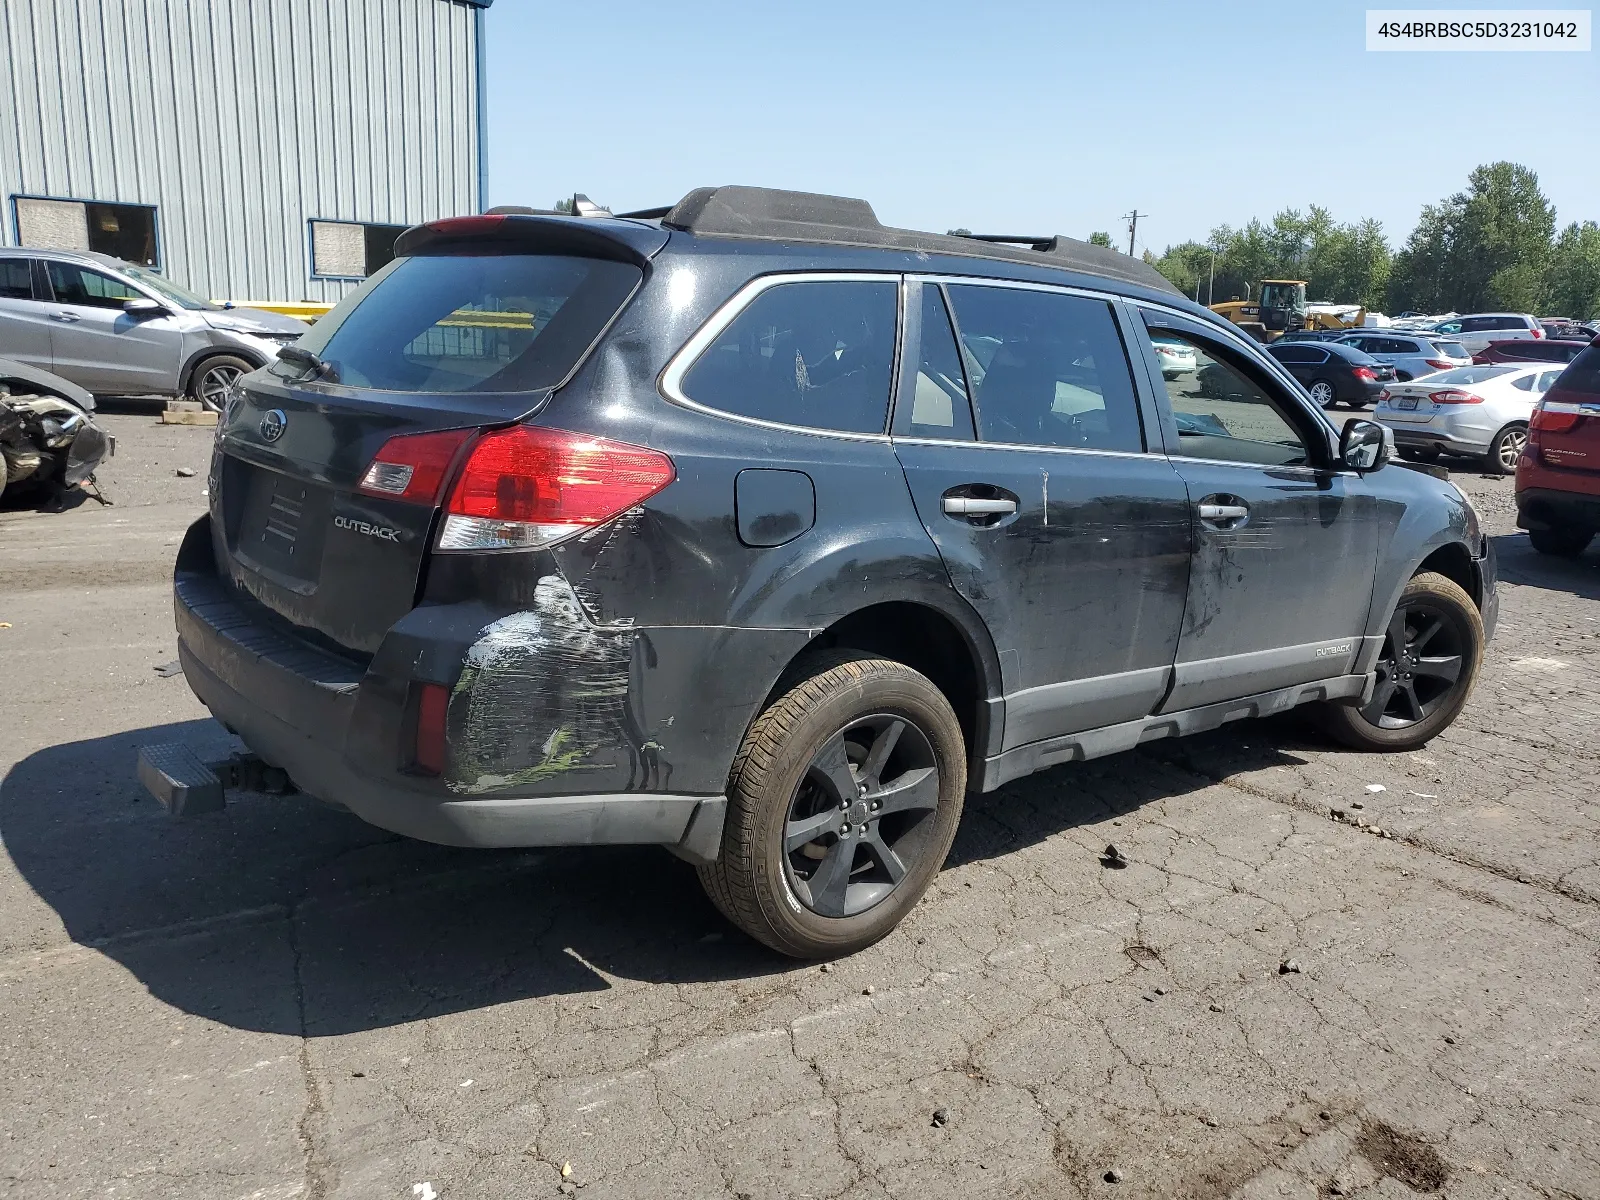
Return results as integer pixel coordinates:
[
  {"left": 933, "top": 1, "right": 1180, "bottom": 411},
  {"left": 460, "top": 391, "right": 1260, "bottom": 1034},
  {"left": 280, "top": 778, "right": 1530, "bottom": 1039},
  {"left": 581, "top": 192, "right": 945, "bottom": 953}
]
[{"left": 482, "top": 0, "right": 1598, "bottom": 253}]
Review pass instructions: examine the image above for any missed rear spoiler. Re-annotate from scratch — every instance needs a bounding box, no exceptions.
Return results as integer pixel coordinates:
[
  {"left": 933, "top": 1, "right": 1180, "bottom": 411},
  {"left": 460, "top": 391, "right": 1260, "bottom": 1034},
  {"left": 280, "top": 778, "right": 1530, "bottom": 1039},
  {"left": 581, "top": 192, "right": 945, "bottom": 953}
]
[{"left": 393, "top": 213, "right": 669, "bottom": 266}]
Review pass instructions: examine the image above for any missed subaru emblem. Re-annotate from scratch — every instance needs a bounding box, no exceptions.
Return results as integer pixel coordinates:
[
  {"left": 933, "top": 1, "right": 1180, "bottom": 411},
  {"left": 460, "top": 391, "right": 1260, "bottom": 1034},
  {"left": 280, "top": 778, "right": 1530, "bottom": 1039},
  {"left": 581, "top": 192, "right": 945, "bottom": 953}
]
[{"left": 259, "top": 409, "right": 287, "bottom": 442}]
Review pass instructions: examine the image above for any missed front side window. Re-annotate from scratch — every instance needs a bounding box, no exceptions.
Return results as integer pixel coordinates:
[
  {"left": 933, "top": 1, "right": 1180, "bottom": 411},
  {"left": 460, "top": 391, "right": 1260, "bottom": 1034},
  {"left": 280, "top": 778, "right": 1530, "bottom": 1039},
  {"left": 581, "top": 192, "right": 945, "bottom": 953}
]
[
  {"left": 46, "top": 262, "right": 141, "bottom": 309},
  {"left": 1143, "top": 326, "right": 1313, "bottom": 467},
  {"left": 291, "top": 252, "right": 643, "bottom": 394},
  {"left": 0, "top": 258, "right": 32, "bottom": 301},
  {"left": 679, "top": 280, "right": 898, "bottom": 435},
  {"left": 944, "top": 284, "right": 1143, "bottom": 452}
]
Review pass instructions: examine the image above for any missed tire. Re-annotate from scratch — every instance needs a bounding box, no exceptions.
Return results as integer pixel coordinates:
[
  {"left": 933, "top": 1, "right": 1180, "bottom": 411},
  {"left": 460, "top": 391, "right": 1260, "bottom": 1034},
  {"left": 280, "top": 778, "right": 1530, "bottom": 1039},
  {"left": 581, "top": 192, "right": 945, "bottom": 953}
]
[
  {"left": 1398, "top": 446, "right": 1441, "bottom": 464},
  {"left": 1528, "top": 526, "right": 1593, "bottom": 557},
  {"left": 1308, "top": 379, "right": 1337, "bottom": 408},
  {"left": 188, "top": 354, "right": 253, "bottom": 413},
  {"left": 1316, "top": 571, "right": 1483, "bottom": 752},
  {"left": 1485, "top": 423, "right": 1527, "bottom": 476},
  {"left": 698, "top": 651, "right": 967, "bottom": 959}
]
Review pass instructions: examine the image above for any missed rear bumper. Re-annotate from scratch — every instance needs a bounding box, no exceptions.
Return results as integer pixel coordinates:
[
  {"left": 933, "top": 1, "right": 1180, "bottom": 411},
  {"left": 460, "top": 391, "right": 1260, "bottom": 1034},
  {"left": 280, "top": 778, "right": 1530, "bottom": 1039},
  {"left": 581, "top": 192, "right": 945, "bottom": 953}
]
[
  {"left": 171, "top": 515, "right": 780, "bottom": 856},
  {"left": 1387, "top": 424, "right": 1492, "bottom": 454},
  {"left": 1516, "top": 485, "right": 1600, "bottom": 532}
]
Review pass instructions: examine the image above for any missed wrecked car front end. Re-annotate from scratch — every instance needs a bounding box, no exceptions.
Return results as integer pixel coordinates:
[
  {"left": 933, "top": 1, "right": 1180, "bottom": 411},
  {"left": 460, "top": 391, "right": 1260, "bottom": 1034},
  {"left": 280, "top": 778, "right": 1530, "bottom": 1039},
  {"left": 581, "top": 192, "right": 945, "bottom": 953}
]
[{"left": 0, "top": 358, "right": 113, "bottom": 506}]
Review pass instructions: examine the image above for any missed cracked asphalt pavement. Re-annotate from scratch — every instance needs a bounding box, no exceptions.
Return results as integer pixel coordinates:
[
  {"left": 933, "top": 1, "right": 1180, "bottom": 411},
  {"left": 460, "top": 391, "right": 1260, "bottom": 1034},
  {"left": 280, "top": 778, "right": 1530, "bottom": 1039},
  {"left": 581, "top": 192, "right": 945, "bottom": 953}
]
[{"left": 3, "top": 414, "right": 1597, "bottom": 1199}]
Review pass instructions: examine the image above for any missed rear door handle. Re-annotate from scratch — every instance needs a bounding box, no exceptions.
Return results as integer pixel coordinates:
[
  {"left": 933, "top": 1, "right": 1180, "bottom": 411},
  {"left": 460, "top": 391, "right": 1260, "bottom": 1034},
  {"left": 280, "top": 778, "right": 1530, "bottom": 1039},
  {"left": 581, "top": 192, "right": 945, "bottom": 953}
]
[{"left": 942, "top": 497, "right": 1017, "bottom": 515}]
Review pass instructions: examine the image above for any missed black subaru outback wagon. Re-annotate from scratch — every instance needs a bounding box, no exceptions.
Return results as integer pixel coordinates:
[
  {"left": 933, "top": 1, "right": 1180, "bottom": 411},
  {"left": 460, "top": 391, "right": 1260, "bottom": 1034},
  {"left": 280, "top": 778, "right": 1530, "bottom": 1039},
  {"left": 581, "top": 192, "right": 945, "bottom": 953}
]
[{"left": 161, "top": 186, "right": 1497, "bottom": 957}]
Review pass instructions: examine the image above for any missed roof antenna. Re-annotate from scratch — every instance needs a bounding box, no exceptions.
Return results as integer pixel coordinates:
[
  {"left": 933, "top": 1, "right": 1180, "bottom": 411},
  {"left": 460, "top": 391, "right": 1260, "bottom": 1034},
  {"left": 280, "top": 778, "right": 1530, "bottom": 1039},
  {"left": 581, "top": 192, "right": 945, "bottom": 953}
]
[{"left": 572, "top": 193, "right": 612, "bottom": 219}]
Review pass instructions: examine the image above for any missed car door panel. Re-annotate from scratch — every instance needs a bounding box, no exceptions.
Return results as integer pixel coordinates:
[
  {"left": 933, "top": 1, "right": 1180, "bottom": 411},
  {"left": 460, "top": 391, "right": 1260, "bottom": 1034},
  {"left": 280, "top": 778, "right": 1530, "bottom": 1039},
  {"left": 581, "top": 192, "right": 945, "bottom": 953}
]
[
  {"left": 891, "top": 280, "right": 1191, "bottom": 750},
  {"left": 0, "top": 258, "right": 56, "bottom": 370},
  {"left": 1130, "top": 309, "right": 1382, "bottom": 711},
  {"left": 43, "top": 260, "right": 180, "bottom": 395}
]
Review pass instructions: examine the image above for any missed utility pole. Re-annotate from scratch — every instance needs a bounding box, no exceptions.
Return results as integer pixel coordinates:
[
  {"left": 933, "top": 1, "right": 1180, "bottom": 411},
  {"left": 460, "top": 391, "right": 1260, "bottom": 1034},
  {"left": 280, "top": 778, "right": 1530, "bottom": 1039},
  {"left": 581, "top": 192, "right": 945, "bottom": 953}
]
[
  {"left": 1207, "top": 247, "right": 1217, "bottom": 306},
  {"left": 1124, "top": 210, "right": 1146, "bottom": 257}
]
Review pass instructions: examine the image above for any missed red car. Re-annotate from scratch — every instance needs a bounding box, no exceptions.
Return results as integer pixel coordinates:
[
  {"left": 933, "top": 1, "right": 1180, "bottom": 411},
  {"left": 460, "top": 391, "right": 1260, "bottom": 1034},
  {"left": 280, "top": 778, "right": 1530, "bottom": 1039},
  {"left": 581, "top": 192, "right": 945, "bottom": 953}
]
[
  {"left": 1473, "top": 338, "right": 1592, "bottom": 366},
  {"left": 1517, "top": 343, "right": 1600, "bottom": 556}
]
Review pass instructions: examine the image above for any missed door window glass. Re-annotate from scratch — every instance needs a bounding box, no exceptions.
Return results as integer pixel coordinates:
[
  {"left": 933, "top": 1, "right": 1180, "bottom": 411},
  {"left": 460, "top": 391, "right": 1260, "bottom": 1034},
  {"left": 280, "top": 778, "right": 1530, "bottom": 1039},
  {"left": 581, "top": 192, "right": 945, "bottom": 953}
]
[
  {"left": 1143, "top": 327, "right": 1313, "bottom": 467},
  {"left": 46, "top": 262, "right": 141, "bottom": 309},
  {"left": 1537, "top": 370, "right": 1563, "bottom": 391},
  {"left": 1269, "top": 345, "right": 1318, "bottom": 364},
  {"left": 944, "top": 284, "right": 1143, "bottom": 452},
  {"left": 0, "top": 259, "right": 33, "bottom": 301},
  {"left": 680, "top": 280, "right": 898, "bottom": 435},
  {"left": 902, "top": 284, "right": 974, "bottom": 439},
  {"left": 1512, "top": 373, "right": 1536, "bottom": 391}
]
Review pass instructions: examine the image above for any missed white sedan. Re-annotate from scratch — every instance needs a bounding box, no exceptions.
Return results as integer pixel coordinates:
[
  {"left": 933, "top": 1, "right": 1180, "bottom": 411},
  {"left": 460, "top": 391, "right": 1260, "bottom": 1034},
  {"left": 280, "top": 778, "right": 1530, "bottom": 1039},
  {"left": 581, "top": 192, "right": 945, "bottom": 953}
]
[
  {"left": 1373, "top": 363, "right": 1567, "bottom": 475},
  {"left": 1151, "top": 336, "right": 1197, "bottom": 379}
]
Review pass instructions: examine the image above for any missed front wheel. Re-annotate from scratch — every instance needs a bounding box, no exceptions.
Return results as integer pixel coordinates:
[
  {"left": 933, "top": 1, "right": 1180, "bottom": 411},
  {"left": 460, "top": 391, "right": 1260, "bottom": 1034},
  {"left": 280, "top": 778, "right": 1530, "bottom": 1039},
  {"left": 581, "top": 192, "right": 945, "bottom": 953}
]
[
  {"left": 1528, "top": 526, "right": 1593, "bottom": 557},
  {"left": 1308, "top": 379, "right": 1337, "bottom": 408},
  {"left": 1486, "top": 423, "right": 1527, "bottom": 475},
  {"left": 1316, "top": 571, "right": 1483, "bottom": 752},
  {"left": 188, "top": 354, "right": 253, "bottom": 413},
  {"left": 698, "top": 653, "right": 966, "bottom": 958}
]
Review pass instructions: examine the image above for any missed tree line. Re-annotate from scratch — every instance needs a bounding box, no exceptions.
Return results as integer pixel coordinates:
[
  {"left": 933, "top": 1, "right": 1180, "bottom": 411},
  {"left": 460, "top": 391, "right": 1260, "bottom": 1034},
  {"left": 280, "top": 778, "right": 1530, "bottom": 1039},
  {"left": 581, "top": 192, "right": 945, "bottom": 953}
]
[{"left": 1127, "top": 163, "right": 1600, "bottom": 320}]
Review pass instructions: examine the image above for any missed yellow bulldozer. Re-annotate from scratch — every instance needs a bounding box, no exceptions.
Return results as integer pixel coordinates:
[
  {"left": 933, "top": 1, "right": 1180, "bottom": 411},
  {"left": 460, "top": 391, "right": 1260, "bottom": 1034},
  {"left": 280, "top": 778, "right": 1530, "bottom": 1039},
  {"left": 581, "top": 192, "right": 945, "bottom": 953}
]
[{"left": 1209, "top": 280, "right": 1366, "bottom": 343}]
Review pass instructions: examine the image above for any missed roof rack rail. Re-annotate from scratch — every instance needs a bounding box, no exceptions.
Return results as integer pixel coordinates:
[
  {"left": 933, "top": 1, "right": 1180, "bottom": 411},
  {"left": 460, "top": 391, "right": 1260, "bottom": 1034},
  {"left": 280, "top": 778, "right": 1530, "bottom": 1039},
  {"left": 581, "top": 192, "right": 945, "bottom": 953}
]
[{"left": 657, "top": 186, "right": 1180, "bottom": 296}]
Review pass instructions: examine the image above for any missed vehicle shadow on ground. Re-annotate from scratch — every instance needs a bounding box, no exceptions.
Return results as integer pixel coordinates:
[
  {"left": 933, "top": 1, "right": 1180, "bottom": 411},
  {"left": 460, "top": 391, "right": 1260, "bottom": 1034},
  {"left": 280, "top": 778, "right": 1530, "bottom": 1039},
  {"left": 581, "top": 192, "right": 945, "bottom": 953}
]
[
  {"left": 2, "top": 715, "right": 1319, "bottom": 1036},
  {"left": 1490, "top": 532, "right": 1600, "bottom": 602}
]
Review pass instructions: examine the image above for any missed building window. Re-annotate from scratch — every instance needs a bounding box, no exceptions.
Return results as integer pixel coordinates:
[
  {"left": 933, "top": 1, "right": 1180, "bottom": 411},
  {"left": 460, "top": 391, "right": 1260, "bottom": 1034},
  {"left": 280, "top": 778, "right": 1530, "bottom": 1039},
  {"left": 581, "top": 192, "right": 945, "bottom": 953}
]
[
  {"left": 309, "top": 219, "right": 409, "bottom": 279},
  {"left": 13, "top": 197, "right": 158, "bottom": 265}
]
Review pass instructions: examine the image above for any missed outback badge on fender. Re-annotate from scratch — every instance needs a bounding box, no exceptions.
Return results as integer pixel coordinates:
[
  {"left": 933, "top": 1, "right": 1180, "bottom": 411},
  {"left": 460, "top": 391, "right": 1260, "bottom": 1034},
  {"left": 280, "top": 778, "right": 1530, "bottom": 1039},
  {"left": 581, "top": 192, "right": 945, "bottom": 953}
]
[{"left": 258, "top": 408, "right": 287, "bottom": 443}]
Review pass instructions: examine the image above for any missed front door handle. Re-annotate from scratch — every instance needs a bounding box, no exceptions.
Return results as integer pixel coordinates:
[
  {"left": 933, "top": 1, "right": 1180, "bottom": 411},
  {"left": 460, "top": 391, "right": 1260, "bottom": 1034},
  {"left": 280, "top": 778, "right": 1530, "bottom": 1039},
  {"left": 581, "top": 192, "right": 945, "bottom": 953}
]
[
  {"left": 51, "top": 311, "right": 81, "bottom": 322},
  {"left": 1197, "top": 495, "right": 1250, "bottom": 530},
  {"left": 943, "top": 496, "right": 1017, "bottom": 515}
]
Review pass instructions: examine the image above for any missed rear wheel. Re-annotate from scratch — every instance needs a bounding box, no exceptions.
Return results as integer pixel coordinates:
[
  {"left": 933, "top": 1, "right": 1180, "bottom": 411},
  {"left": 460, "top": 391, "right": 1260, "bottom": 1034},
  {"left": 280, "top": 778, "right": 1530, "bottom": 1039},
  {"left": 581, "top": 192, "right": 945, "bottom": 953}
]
[
  {"left": 1316, "top": 571, "right": 1482, "bottom": 752},
  {"left": 188, "top": 354, "right": 253, "bottom": 413},
  {"left": 698, "top": 652, "right": 966, "bottom": 959},
  {"left": 1528, "top": 526, "right": 1593, "bottom": 557},
  {"left": 1308, "top": 379, "right": 1337, "bottom": 408},
  {"left": 1486, "top": 423, "right": 1527, "bottom": 475}
]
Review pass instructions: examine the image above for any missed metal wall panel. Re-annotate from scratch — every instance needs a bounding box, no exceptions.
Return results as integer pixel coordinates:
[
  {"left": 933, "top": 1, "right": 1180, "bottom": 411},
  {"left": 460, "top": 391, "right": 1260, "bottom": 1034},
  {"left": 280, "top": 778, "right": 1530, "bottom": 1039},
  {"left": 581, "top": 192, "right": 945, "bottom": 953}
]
[{"left": 0, "top": 0, "right": 481, "bottom": 302}]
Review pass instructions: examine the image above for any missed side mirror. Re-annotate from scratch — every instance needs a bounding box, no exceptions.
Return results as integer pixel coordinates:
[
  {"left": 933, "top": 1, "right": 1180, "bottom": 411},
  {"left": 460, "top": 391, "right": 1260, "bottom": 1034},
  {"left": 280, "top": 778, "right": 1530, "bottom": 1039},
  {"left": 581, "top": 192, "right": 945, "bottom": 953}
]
[
  {"left": 1341, "top": 418, "right": 1392, "bottom": 472},
  {"left": 123, "top": 297, "right": 168, "bottom": 318}
]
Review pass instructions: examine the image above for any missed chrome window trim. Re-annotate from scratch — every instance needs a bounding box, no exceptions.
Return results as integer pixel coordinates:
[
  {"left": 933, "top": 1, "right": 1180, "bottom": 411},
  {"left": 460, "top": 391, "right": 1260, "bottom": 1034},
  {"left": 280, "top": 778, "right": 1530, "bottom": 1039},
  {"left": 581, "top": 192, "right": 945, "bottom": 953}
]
[
  {"left": 658, "top": 270, "right": 903, "bottom": 443},
  {"left": 890, "top": 434, "right": 1154, "bottom": 463},
  {"left": 1164, "top": 453, "right": 1356, "bottom": 478},
  {"left": 909, "top": 272, "right": 1124, "bottom": 304}
]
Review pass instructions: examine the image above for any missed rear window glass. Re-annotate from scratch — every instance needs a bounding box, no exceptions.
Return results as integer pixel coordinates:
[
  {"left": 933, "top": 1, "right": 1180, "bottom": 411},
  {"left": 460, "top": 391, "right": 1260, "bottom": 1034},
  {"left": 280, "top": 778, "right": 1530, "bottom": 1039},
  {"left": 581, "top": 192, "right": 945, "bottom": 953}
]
[
  {"left": 678, "top": 280, "right": 898, "bottom": 435},
  {"left": 289, "top": 253, "right": 642, "bottom": 393},
  {"left": 1551, "top": 346, "right": 1600, "bottom": 396},
  {"left": 1428, "top": 365, "right": 1519, "bottom": 386},
  {"left": 1431, "top": 341, "right": 1469, "bottom": 358}
]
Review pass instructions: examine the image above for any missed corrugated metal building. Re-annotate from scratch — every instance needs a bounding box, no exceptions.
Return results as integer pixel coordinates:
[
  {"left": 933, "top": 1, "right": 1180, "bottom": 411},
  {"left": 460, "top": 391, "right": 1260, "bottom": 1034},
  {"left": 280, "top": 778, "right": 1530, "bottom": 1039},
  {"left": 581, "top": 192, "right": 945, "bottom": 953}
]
[{"left": 0, "top": 0, "right": 490, "bottom": 304}]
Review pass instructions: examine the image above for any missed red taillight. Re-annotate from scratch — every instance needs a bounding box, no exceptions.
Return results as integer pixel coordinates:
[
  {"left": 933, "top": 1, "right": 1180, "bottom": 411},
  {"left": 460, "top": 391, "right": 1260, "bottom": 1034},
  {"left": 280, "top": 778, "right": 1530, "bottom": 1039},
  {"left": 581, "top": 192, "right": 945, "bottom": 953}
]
[
  {"left": 1425, "top": 358, "right": 1453, "bottom": 370},
  {"left": 413, "top": 683, "right": 449, "bottom": 775},
  {"left": 1377, "top": 388, "right": 1390, "bottom": 403},
  {"left": 1530, "top": 327, "right": 1544, "bottom": 338},
  {"left": 1531, "top": 404, "right": 1581, "bottom": 434},
  {"left": 438, "top": 425, "right": 675, "bottom": 551},
  {"left": 1429, "top": 389, "right": 1485, "bottom": 405},
  {"left": 358, "top": 428, "right": 475, "bottom": 504},
  {"left": 1353, "top": 366, "right": 1377, "bottom": 381}
]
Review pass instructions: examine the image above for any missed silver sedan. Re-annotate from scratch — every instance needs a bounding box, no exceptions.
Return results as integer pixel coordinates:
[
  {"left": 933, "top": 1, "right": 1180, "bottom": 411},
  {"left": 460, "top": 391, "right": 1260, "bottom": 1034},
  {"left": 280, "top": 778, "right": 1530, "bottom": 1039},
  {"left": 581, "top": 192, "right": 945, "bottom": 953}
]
[{"left": 1373, "top": 363, "right": 1567, "bottom": 474}]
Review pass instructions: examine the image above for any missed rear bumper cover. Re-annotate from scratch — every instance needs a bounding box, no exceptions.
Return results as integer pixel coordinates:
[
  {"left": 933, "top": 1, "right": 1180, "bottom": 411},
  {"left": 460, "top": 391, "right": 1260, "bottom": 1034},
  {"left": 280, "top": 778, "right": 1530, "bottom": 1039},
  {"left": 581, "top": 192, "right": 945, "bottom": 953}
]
[
  {"left": 1516, "top": 485, "right": 1600, "bottom": 531},
  {"left": 172, "top": 516, "right": 759, "bottom": 856},
  {"left": 1387, "top": 424, "right": 1491, "bottom": 453}
]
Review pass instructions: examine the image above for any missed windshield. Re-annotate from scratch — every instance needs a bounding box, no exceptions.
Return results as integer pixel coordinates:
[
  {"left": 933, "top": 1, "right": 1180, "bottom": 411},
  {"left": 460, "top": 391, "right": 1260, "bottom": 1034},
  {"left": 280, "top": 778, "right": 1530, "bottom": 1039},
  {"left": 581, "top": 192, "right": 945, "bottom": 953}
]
[
  {"left": 289, "top": 252, "right": 643, "bottom": 393},
  {"left": 121, "top": 264, "right": 218, "bottom": 311},
  {"left": 1260, "top": 283, "right": 1305, "bottom": 311},
  {"left": 1427, "top": 366, "right": 1518, "bottom": 386}
]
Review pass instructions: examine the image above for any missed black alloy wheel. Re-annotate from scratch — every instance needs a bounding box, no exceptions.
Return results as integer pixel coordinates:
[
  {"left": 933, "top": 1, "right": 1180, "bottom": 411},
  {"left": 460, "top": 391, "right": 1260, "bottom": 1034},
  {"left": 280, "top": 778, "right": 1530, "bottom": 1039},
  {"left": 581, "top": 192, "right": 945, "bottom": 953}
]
[
  {"left": 783, "top": 714, "right": 939, "bottom": 918},
  {"left": 1361, "top": 600, "right": 1467, "bottom": 729}
]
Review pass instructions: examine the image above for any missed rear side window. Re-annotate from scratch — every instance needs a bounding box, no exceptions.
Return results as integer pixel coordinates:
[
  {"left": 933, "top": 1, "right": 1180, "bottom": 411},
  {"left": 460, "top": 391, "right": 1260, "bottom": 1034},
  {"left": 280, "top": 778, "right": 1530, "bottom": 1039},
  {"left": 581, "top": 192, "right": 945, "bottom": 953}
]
[
  {"left": 0, "top": 258, "right": 32, "bottom": 300},
  {"left": 1269, "top": 345, "right": 1320, "bottom": 364},
  {"left": 1552, "top": 347, "right": 1600, "bottom": 396},
  {"left": 292, "top": 253, "right": 642, "bottom": 393},
  {"left": 944, "top": 284, "right": 1143, "bottom": 452},
  {"left": 679, "top": 280, "right": 898, "bottom": 435}
]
